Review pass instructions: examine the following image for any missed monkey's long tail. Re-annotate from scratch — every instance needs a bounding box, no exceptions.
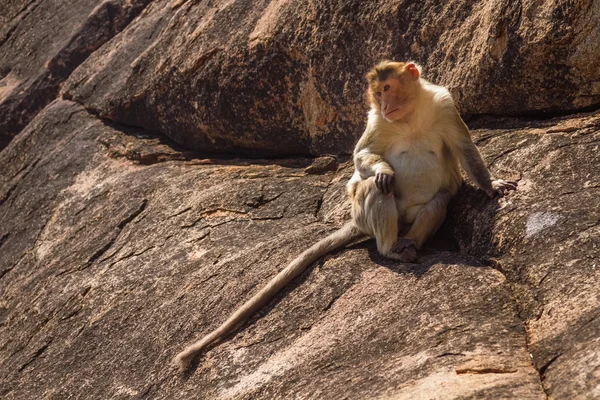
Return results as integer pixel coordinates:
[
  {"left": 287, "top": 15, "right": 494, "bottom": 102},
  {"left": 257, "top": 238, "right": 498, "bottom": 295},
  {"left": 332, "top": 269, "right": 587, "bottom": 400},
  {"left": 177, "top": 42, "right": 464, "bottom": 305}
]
[{"left": 173, "top": 222, "right": 363, "bottom": 371}]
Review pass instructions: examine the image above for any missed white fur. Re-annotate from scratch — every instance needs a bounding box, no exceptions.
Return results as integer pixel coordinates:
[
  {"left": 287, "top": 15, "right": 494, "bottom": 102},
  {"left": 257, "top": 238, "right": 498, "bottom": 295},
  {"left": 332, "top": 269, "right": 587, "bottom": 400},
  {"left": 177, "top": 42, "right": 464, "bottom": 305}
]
[{"left": 368, "top": 81, "right": 456, "bottom": 223}]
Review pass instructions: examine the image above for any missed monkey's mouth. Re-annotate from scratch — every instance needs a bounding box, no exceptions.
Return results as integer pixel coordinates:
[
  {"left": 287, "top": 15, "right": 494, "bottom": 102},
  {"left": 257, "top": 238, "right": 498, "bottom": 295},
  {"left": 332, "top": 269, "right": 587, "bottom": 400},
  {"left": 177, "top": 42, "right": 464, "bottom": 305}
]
[{"left": 385, "top": 108, "right": 399, "bottom": 116}]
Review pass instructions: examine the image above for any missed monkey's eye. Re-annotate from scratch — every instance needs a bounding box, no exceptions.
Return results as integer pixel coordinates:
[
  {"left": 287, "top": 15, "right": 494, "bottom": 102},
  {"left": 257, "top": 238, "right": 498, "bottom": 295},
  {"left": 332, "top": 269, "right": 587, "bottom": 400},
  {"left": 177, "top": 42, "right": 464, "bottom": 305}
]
[
  {"left": 376, "top": 92, "right": 382, "bottom": 97},
  {"left": 383, "top": 84, "right": 390, "bottom": 91}
]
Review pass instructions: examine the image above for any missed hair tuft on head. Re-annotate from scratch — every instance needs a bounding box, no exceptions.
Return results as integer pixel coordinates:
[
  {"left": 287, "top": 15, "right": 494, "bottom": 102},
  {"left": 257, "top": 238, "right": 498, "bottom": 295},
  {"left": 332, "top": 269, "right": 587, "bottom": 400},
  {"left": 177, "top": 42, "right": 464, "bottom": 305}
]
[{"left": 366, "top": 60, "right": 410, "bottom": 85}]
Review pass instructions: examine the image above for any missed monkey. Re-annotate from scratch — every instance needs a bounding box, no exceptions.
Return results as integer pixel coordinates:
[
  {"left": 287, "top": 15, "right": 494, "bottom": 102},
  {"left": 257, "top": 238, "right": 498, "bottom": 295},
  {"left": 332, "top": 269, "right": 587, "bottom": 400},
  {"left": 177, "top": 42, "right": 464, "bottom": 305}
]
[
  {"left": 172, "top": 60, "right": 517, "bottom": 371},
  {"left": 347, "top": 60, "right": 516, "bottom": 261}
]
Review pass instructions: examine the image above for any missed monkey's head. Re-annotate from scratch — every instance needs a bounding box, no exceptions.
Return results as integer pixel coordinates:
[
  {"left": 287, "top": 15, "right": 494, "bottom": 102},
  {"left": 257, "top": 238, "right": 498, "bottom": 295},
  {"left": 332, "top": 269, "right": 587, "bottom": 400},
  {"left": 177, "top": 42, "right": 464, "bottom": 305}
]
[{"left": 366, "top": 61, "right": 421, "bottom": 122}]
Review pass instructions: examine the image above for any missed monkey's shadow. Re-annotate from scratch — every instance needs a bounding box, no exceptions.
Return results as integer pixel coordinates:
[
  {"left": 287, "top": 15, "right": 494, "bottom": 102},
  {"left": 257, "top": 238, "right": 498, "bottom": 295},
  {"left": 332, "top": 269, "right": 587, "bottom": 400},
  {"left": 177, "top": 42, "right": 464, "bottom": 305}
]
[{"left": 356, "top": 184, "right": 502, "bottom": 278}]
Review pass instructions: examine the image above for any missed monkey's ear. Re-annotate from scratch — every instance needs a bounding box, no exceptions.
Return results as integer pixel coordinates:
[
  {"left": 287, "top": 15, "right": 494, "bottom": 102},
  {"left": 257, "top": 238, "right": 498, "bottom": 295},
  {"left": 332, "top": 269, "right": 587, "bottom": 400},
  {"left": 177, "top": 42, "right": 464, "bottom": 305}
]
[{"left": 406, "top": 63, "right": 420, "bottom": 79}]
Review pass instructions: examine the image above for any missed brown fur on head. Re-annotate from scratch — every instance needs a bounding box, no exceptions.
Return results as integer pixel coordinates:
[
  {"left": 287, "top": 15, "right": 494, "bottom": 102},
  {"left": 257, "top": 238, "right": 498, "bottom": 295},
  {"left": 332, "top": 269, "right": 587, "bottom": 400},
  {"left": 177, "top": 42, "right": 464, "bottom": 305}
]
[{"left": 366, "top": 60, "right": 422, "bottom": 122}]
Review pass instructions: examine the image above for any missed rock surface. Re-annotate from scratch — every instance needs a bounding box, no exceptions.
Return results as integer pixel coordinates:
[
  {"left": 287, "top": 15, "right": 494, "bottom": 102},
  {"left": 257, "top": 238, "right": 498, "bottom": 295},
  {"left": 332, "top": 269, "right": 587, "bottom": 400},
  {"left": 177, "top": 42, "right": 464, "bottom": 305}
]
[
  {"left": 0, "top": 99, "right": 598, "bottom": 398},
  {"left": 61, "top": 0, "right": 600, "bottom": 156},
  {"left": 0, "top": 0, "right": 152, "bottom": 149},
  {"left": 1, "top": 0, "right": 600, "bottom": 398},
  {"left": 448, "top": 112, "right": 600, "bottom": 398}
]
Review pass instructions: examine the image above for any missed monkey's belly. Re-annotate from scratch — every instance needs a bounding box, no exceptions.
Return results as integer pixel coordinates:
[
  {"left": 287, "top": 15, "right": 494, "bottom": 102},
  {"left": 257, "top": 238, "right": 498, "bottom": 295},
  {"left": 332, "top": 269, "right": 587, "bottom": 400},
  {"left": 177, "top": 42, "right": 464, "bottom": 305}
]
[{"left": 390, "top": 155, "right": 444, "bottom": 224}]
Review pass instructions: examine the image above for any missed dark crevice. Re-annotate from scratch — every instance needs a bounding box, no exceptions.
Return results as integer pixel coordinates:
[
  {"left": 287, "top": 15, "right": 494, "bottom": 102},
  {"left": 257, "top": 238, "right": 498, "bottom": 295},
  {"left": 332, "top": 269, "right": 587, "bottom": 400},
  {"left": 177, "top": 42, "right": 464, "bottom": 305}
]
[
  {"left": 466, "top": 102, "right": 600, "bottom": 128},
  {"left": 322, "top": 293, "right": 343, "bottom": 312},
  {"left": 10, "top": 316, "right": 52, "bottom": 358},
  {"left": 138, "top": 384, "right": 154, "bottom": 400},
  {"left": 0, "top": 266, "right": 15, "bottom": 281},
  {"left": 523, "top": 324, "right": 551, "bottom": 397},
  {"left": 455, "top": 367, "right": 518, "bottom": 375},
  {"left": 443, "top": 193, "right": 552, "bottom": 396},
  {"left": 184, "top": 231, "right": 210, "bottom": 244},
  {"left": 251, "top": 214, "right": 285, "bottom": 221},
  {"left": 481, "top": 257, "right": 550, "bottom": 395},
  {"left": 491, "top": 269, "right": 551, "bottom": 396},
  {"left": 77, "top": 102, "right": 349, "bottom": 162},
  {"left": 486, "top": 146, "right": 521, "bottom": 168},
  {"left": 246, "top": 191, "right": 284, "bottom": 209},
  {"left": 437, "top": 352, "right": 466, "bottom": 358},
  {"left": 181, "top": 207, "right": 246, "bottom": 229},
  {"left": 107, "top": 245, "right": 156, "bottom": 268},
  {"left": 77, "top": 85, "right": 596, "bottom": 165},
  {"left": 314, "top": 175, "right": 336, "bottom": 218},
  {"left": 555, "top": 139, "right": 600, "bottom": 150},
  {"left": 167, "top": 207, "right": 192, "bottom": 219},
  {"left": 86, "top": 199, "right": 148, "bottom": 266},
  {"left": 118, "top": 199, "right": 148, "bottom": 229},
  {"left": 6, "top": 157, "right": 39, "bottom": 186},
  {"left": 197, "top": 271, "right": 221, "bottom": 286},
  {"left": 539, "top": 354, "right": 562, "bottom": 377},
  {"left": 314, "top": 196, "right": 324, "bottom": 218},
  {"left": 0, "top": 182, "right": 18, "bottom": 207},
  {"left": 87, "top": 238, "right": 118, "bottom": 265},
  {"left": 469, "top": 103, "right": 600, "bottom": 122},
  {"left": 74, "top": 90, "right": 599, "bottom": 164},
  {"left": 60, "top": 305, "right": 82, "bottom": 321},
  {"left": 18, "top": 338, "right": 53, "bottom": 372},
  {"left": 0, "top": 232, "right": 9, "bottom": 250},
  {"left": 435, "top": 324, "right": 469, "bottom": 337}
]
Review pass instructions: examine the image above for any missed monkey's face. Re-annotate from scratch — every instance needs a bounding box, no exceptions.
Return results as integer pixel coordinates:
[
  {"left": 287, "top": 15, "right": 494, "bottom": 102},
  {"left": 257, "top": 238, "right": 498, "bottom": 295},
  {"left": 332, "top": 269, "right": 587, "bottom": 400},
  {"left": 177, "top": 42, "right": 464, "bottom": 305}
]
[
  {"left": 368, "top": 62, "right": 421, "bottom": 122},
  {"left": 373, "top": 78, "right": 412, "bottom": 122}
]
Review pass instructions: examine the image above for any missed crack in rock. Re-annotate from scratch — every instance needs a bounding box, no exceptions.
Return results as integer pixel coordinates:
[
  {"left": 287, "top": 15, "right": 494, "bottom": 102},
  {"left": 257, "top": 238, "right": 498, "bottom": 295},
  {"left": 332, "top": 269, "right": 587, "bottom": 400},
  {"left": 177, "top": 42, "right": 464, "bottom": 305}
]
[
  {"left": 18, "top": 338, "right": 53, "bottom": 372},
  {"left": 86, "top": 199, "right": 148, "bottom": 266}
]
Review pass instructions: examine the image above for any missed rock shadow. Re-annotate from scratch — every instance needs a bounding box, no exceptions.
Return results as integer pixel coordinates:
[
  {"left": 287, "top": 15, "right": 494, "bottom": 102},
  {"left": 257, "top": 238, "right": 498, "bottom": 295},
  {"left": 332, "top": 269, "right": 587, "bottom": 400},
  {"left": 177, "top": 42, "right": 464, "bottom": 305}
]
[
  {"left": 353, "top": 183, "right": 504, "bottom": 278},
  {"left": 99, "top": 117, "right": 344, "bottom": 169},
  {"left": 440, "top": 183, "right": 506, "bottom": 260}
]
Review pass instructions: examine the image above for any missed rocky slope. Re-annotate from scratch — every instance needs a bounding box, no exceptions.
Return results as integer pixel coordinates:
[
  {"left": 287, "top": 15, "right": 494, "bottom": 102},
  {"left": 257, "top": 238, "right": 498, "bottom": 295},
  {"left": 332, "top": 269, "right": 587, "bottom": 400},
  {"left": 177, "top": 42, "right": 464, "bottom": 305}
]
[
  {"left": 61, "top": 0, "right": 600, "bottom": 156},
  {"left": 1, "top": 0, "right": 599, "bottom": 399},
  {"left": 0, "top": 0, "right": 152, "bottom": 148}
]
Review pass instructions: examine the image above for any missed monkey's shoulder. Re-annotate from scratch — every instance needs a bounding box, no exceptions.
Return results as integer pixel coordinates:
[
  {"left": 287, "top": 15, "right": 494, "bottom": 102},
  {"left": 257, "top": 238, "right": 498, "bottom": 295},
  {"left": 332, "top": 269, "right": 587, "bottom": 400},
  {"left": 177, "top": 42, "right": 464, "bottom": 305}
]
[{"left": 421, "top": 80, "right": 454, "bottom": 104}]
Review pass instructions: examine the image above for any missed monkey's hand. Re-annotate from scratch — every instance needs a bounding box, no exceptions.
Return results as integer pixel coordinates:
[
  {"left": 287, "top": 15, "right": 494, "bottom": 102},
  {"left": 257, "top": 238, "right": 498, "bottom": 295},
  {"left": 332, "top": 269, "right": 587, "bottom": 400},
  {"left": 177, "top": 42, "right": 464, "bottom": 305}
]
[
  {"left": 487, "top": 179, "right": 518, "bottom": 198},
  {"left": 375, "top": 171, "right": 394, "bottom": 194}
]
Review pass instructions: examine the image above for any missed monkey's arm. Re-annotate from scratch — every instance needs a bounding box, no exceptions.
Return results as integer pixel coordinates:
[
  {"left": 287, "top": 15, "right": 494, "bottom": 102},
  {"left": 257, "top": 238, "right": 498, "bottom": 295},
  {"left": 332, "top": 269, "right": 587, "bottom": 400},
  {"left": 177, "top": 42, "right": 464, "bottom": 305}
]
[
  {"left": 447, "top": 109, "right": 517, "bottom": 197},
  {"left": 353, "top": 129, "right": 394, "bottom": 194}
]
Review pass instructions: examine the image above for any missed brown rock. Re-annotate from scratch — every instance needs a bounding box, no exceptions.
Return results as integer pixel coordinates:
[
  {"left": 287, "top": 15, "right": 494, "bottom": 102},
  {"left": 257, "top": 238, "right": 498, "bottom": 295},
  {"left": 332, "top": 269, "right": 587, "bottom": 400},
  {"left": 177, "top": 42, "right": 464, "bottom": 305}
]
[
  {"left": 304, "top": 155, "right": 339, "bottom": 175},
  {"left": 1, "top": 99, "right": 598, "bottom": 398},
  {"left": 62, "top": 0, "right": 600, "bottom": 156},
  {"left": 0, "top": 0, "right": 152, "bottom": 150},
  {"left": 0, "top": 100, "right": 532, "bottom": 398},
  {"left": 445, "top": 110, "right": 600, "bottom": 398},
  {"left": 1, "top": 1, "right": 600, "bottom": 398}
]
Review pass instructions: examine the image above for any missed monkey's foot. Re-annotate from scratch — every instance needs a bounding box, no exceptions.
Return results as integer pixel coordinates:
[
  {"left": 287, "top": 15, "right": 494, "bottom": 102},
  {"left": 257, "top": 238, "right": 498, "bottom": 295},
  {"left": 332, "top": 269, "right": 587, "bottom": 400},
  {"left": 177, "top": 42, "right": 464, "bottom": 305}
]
[{"left": 388, "top": 238, "right": 417, "bottom": 262}]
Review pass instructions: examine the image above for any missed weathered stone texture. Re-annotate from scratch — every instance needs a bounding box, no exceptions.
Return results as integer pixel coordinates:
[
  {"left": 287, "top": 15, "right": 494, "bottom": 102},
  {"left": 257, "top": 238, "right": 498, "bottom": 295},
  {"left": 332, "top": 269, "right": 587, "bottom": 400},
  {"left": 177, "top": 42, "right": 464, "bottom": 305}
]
[
  {"left": 446, "top": 111, "right": 600, "bottom": 398},
  {"left": 0, "top": 99, "right": 598, "bottom": 398},
  {"left": 0, "top": 100, "right": 546, "bottom": 399},
  {"left": 1, "top": 0, "right": 600, "bottom": 398},
  {"left": 62, "top": 0, "right": 600, "bottom": 156},
  {"left": 0, "top": 0, "right": 152, "bottom": 149}
]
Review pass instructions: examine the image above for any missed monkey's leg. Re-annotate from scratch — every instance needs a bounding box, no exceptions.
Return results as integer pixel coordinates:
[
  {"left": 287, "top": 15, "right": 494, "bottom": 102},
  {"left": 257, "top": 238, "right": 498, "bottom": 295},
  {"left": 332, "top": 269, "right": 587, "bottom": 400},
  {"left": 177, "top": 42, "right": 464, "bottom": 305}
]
[
  {"left": 351, "top": 177, "right": 399, "bottom": 257},
  {"left": 391, "top": 190, "right": 453, "bottom": 261}
]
